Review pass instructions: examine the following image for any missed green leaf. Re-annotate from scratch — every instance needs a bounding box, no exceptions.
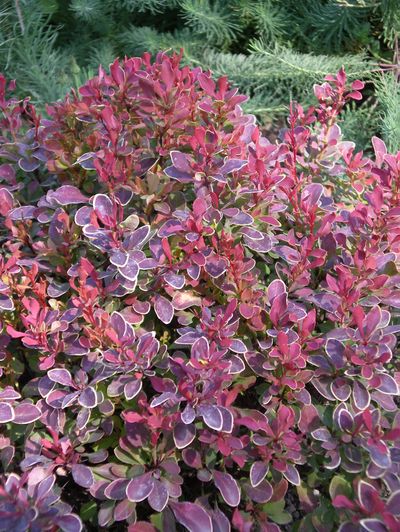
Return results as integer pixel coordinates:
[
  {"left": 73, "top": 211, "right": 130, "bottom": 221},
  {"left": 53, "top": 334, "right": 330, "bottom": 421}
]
[
  {"left": 307, "top": 471, "right": 319, "bottom": 488},
  {"left": 297, "top": 513, "right": 315, "bottom": 532},
  {"left": 329, "top": 476, "right": 352, "bottom": 500},
  {"left": 151, "top": 512, "right": 164, "bottom": 530},
  {"left": 263, "top": 499, "right": 292, "bottom": 525},
  {"left": 270, "top": 510, "right": 292, "bottom": 525},
  {"left": 296, "top": 483, "right": 319, "bottom": 512},
  {"left": 80, "top": 501, "right": 97, "bottom": 521},
  {"left": 311, "top": 498, "right": 336, "bottom": 531}
]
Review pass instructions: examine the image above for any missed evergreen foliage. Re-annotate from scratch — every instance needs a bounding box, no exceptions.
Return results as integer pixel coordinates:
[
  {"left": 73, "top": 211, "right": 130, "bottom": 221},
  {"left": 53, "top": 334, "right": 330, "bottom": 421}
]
[
  {"left": 375, "top": 71, "right": 400, "bottom": 151},
  {"left": 0, "top": 0, "right": 399, "bottom": 150}
]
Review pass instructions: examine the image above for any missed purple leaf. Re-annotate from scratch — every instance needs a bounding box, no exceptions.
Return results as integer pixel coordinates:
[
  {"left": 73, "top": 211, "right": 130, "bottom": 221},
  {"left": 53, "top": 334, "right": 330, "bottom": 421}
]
[
  {"left": 57, "top": 514, "right": 83, "bottom": 532},
  {"left": 110, "top": 250, "right": 128, "bottom": 267},
  {"left": 78, "top": 387, "right": 97, "bottom": 408},
  {"left": 364, "top": 306, "right": 382, "bottom": 338},
  {"left": 62, "top": 391, "right": 80, "bottom": 409},
  {"left": 176, "top": 331, "right": 202, "bottom": 345},
  {"left": 98, "top": 502, "right": 114, "bottom": 527},
  {"left": 244, "top": 480, "right": 273, "bottom": 503},
  {"left": 0, "top": 294, "right": 14, "bottom": 311},
  {"left": 220, "top": 158, "right": 247, "bottom": 175},
  {"left": 72, "top": 403, "right": 91, "bottom": 430},
  {"left": 229, "top": 339, "right": 247, "bottom": 354},
  {"left": 9, "top": 205, "right": 36, "bottom": 220},
  {"left": 386, "top": 490, "right": 400, "bottom": 516},
  {"left": 165, "top": 165, "right": 192, "bottom": 182},
  {"left": 71, "top": 464, "right": 94, "bottom": 488},
  {"left": 126, "top": 473, "right": 154, "bottom": 502},
  {"left": 275, "top": 245, "right": 301, "bottom": 264},
  {"left": 377, "top": 374, "right": 398, "bottom": 395},
  {"left": 50, "top": 185, "right": 88, "bottom": 205},
  {"left": 0, "top": 163, "right": 14, "bottom": 181},
  {"left": 118, "top": 258, "right": 139, "bottom": 282},
  {"left": 19, "top": 157, "right": 40, "bottom": 172},
  {"left": 124, "top": 379, "right": 142, "bottom": 400},
  {"left": 170, "top": 502, "right": 212, "bottom": 532},
  {"left": 104, "top": 479, "right": 130, "bottom": 501},
  {"left": 110, "top": 311, "right": 128, "bottom": 339},
  {"left": 228, "top": 210, "right": 254, "bottom": 226},
  {"left": 191, "top": 336, "right": 209, "bottom": 361},
  {"left": 310, "top": 293, "right": 341, "bottom": 314},
  {"left": 158, "top": 219, "right": 183, "bottom": 237},
  {"left": 1, "top": 446, "right": 14, "bottom": 470},
  {"left": 182, "top": 449, "right": 202, "bottom": 469},
  {"left": 326, "top": 339, "right": 345, "bottom": 369},
  {"left": 187, "top": 264, "right": 200, "bottom": 280},
  {"left": 36, "top": 475, "right": 56, "bottom": 499},
  {"left": 331, "top": 380, "right": 351, "bottom": 401},
  {"left": 219, "top": 407, "right": 234, "bottom": 433},
  {"left": 301, "top": 183, "right": 324, "bottom": 208},
  {"left": 87, "top": 449, "right": 108, "bottom": 463},
  {"left": 244, "top": 234, "right": 273, "bottom": 253},
  {"left": 115, "top": 186, "right": 133, "bottom": 206},
  {"left": 312, "top": 378, "right": 336, "bottom": 401},
  {"left": 283, "top": 464, "right": 301, "bottom": 486},
  {"left": 48, "top": 368, "right": 74, "bottom": 387},
  {"left": 114, "top": 499, "right": 136, "bottom": 521},
  {"left": 359, "top": 519, "right": 387, "bottom": 532},
  {"left": 353, "top": 381, "right": 370, "bottom": 410},
  {"left": 170, "top": 151, "right": 191, "bottom": 172},
  {"left": 148, "top": 479, "right": 169, "bottom": 512},
  {"left": 139, "top": 258, "right": 158, "bottom": 270},
  {"left": 240, "top": 227, "right": 263, "bottom": 240},
  {"left": 337, "top": 409, "right": 354, "bottom": 432},
  {"left": 368, "top": 442, "right": 391, "bottom": 469},
  {"left": 75, "top": 151, "right": 96, "bottom": 170},
  {"left": 124, "top": 225, "right": 151, "bottom": 249},
  {"left": 48, "top": 281, "right": 70, "bottom": 298},
  {"left": 93, "top": 194, "right": 115, "bottom": 226},
  {"left": 174, "top": 422, "right": 196, "bottom": 449},
  {"left": 298, "top": 404, "right": 320, "bottom": 433},
  {"left": 205, "top": 255, "right": 227, "bottom": 278},
  {"left": 200, "top": 405, "right": 223, "bottom": 431},
  {"left": 46, "top": 389, "right": 68, "bottom": 408},
  {"left": 13, "top": 403, "right": 41, "bottom": 424},
  {"left": 0, "top": 402, "right": 14, "bottom": 423},
  {"left": 74, "top": 206, "right": 92, "bottom": 226},
  {"left": 150, "top": 392, "right": 174, "bottom": 408},
  {"left": 268, "top": 279, "right": 286, "bottom": 302},
  {"left": 311, "top": 428, "right": 332, "bottom": 442},
  {"left": 358, "top": 481, "right": 378, "bottom": 509},
  {"left": 0, "top": 386, "right": 21, "bottom": 401},
  {"left": 181, "top": 404, "right": 196, "bottom": 425},
  {"left": 250, "top": 462, "right": 269, "bottom": 487},
  {"left": 154, "top": 295, "right": 174, "bottom": 324},
  {"left": 213, "top": 470, "right": 241, "bottom": 507},
  {"left": 229, "top": 355, "right": 246, "bottom": 374},
  {"left": 164, "top": 272, "right": 185, "bottom": 289},
  {"left": 210, "top": 507, "right": 231, "bottom": 532},
  {"left": 0, "top": 188, "right": 13, "bottom": 215}
]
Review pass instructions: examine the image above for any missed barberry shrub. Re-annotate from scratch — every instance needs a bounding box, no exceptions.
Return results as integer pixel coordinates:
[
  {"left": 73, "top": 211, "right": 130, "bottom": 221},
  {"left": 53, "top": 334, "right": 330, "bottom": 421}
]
[{"left": 0, "top": 52, "right": 399, "bottom": 532}]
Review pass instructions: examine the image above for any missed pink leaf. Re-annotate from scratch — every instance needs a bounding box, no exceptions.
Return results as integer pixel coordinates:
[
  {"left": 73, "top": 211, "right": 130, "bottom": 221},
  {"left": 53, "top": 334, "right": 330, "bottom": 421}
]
[
  {"left": 170, "top": 501, "right": 212, "bottom": 532},
  {"left": 154, "top": 295, "right": 174, "bottom": 324},
  {"left": 213, "top": 470, "right": 241, "bottom": 507}
]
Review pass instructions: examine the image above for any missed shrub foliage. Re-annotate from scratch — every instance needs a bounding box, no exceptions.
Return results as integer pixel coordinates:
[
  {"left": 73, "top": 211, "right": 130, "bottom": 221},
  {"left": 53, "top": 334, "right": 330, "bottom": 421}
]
[{"left": 0, "top": 53, "right": 400, "bottom": 531}]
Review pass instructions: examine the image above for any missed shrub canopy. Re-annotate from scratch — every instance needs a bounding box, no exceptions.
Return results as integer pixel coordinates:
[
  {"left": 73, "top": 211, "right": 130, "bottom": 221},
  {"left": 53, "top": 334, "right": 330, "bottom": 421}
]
[{"left": 0, "top": 53, "right": 399, "bottom": 531}]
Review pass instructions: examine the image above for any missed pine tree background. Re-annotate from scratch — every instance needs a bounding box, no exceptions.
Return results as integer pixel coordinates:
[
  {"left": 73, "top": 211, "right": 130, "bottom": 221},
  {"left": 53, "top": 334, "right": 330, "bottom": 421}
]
[{"left": 1, "top": 0, "right": 399, "bottom": 151}]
